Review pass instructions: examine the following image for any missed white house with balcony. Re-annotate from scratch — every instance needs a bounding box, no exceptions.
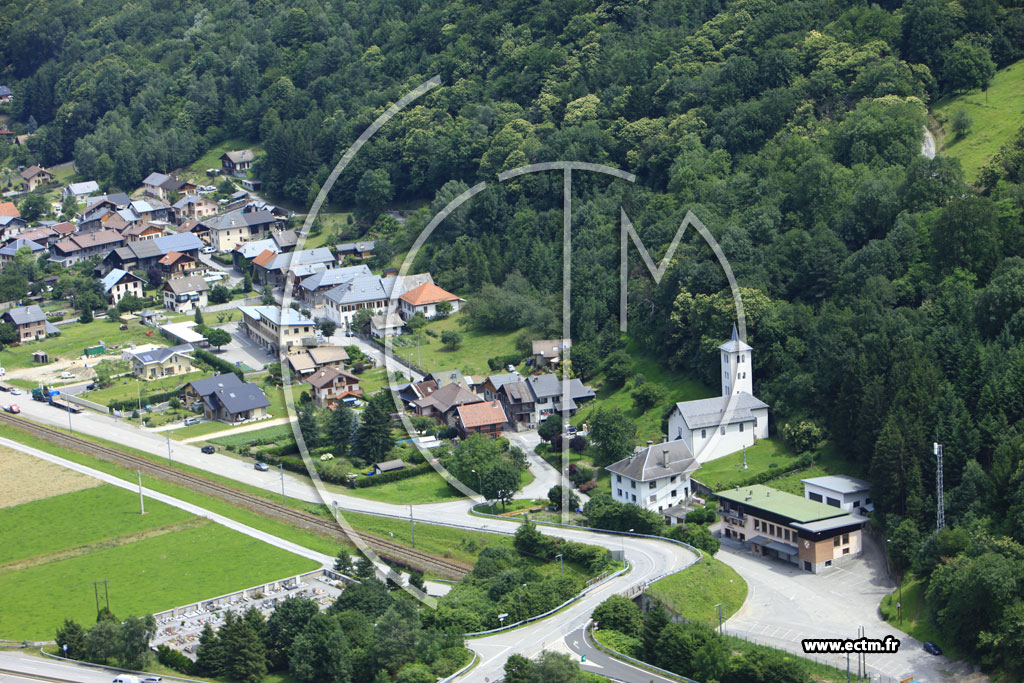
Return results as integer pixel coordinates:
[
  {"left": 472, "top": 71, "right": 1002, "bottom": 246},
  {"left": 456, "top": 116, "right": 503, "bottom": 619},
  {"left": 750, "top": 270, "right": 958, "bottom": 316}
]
[
  {"left": 666, "top": 325, "right": 770, "bottom": 463},
  {"left": 606, "top": 440, "right": 701, "bottom": 524}
]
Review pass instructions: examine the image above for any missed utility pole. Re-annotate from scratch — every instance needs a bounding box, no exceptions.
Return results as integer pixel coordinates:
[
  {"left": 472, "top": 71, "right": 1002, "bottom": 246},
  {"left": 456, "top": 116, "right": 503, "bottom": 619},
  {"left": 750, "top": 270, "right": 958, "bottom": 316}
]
[
  {"left": 279, "top": 463, "right": 286, "bottom": 504},
  {"left": 846, "top": 650, "right": 850, "bottom": 683},
  {"left": 934, "top": 442, "right": 945, "bottom": 530},
  {"left": 409, "top": 504, "right": 415, "bottom": 548},
  {"left": 555, "top": 553, "right": 564, "bottom": 577},
  {"left": 137, "top": 381, "right": 141, "bottom": 413},
  {"left": 137, "top": 470, "right": 145, "bottom": 514},
  {"left": 92, "top": 580, "right": 110, "bottom": 616},
  {"left": 67, "top": 400, "right": 72, "bottom": 433},
  {"left": 166, "top": 433, "right": 172, "bottom": 467}
]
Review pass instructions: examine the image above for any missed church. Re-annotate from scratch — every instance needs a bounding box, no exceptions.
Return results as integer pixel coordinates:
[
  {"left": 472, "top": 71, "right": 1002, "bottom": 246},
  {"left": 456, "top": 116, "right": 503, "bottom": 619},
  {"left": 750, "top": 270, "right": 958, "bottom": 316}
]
[{"left": 666, "top": 325, "right": 770, "bottom": 463}]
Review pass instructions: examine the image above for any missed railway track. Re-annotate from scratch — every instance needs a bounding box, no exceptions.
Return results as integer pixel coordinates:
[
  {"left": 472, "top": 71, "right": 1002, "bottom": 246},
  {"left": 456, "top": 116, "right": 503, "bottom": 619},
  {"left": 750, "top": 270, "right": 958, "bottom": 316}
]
[{"left": 0, "top": 413, "right": 470, "bottom": 580}]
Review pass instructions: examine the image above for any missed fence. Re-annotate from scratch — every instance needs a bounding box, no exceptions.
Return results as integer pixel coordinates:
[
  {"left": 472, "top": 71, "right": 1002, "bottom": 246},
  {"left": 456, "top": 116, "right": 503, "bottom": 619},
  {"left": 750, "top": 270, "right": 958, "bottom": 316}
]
[
  {"left": 438, "top": 650, "right": 478, "bottom": 683},
  {"left": 40, "top": 648, "right": 207, "bottom": 683}
]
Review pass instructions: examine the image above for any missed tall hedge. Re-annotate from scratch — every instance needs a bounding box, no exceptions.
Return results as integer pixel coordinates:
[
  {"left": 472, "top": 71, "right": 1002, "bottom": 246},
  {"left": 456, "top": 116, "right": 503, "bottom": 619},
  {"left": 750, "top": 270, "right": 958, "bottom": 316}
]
[{"left": 194, "top": 348, "right": 244, "bottom": 379}]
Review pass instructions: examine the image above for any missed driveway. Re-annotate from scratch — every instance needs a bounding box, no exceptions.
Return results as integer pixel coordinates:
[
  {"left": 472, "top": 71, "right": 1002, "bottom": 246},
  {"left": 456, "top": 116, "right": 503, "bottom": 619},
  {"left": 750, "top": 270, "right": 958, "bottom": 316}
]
[
  {"left": 216, "top": 322, "right": 269, "bottom": 370},
  {"left": 716, "top": 534, "right": 981, "bottom": 682}
]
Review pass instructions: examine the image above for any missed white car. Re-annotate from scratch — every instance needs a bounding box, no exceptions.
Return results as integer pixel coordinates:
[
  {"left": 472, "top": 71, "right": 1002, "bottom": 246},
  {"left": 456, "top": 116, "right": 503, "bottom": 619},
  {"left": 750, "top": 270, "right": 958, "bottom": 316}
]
[
  {"left": 60, "top": 371, "right": 74, "bottom": 379},
  {"left": 10, "top": 388, "right": 22, "bottom": 396},
  {"left": 201, "top": 246, "right": 217, "bottom": 254}
]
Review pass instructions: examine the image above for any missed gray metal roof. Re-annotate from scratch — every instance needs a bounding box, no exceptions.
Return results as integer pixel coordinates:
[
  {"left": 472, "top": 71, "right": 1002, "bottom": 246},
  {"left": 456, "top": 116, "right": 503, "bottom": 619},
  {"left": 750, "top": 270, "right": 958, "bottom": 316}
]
[
  {"left": 486, "top": 372, "right": 521, "bottom": 391},
  {"left": 127, "top": 233, "right": 203, "bottom": 260},
  {"left": 66, "top": 181, "right": 99, "bottom": 195},
  {"left": 163, "top": 275, "right": 210, "bottom": 294},
  {"left": 800, "top": 475, "right": 871, "bottom": 495},
  {"left": 299, "top": 265, "right": 373, "bottom": 291},
  {"left": 100, "top": 268, "right": 143, "bottom": 293},
  {"left": 188, "top": 373, "right": 270, "bottom": 415},
  {"left": 525, "top": 374, "right": 595, "bottom": 402},
  {"left": 323, "top": 274, "right": 389, "bottom": 306},
  {"left": 234, "top": 239, "right": 278, "bottom": 259},
  {"left": 132, "top": 343, "right": 194, "bottom": 365},
  {"left": 337, "top": 240, "right": 376, "bottom": 252},
  {"left": 264, "top": 248, "right": 334, "bottom": 271},
  {"left": 204, "top": 208, "right": 277, "bottom": 231},
  {"left": 672, "top": 393, "right": 769, "bottom": 429},
  {"left": 143, "top": 172, "right": 170, "bottom": 187},
  {"left": 3, "top": 304, "right": 46, "bottom": 325},
  {"left": 0, "top": 238, "right": 43, "bottom": 256},
  {"left": 790, "top": 513, "right": 870, "bottom": 534},
  {"left": 606, "top": 439, "right": 701, "bottom": 482},
  {"left": 223, "top": 150, "right": 255, "bottom": 163}
]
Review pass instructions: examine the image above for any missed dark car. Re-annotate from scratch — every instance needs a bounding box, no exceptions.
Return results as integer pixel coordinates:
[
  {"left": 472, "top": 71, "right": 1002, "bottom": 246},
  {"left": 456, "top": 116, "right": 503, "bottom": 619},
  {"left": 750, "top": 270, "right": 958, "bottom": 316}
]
[
  {"left": 254, "top": 462, "right": 270, "bottom": 471},
  {"left": 86, "top": 383, "right": 97, "bottom": 390},
  {"left": 201, "top": 445, "right": 215, "bottom": 454},
  {"left": 923, "top": 641, "right": 942, "bottom": 656}
]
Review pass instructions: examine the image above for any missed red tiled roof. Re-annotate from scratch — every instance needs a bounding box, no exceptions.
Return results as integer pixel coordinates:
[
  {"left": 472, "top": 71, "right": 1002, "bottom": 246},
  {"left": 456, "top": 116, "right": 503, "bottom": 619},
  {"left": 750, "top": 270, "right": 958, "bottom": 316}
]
[
  {"left": 0, "top": 202, "right": 19, "bottom": 218},
  {"left": 252, "top": 249, "right": 277, "bottom": 268},
  {"left": 399, "top": 282, "right": 461, "bottom": 306},
  {"left": 457, "top": 401, "right": 508, "bottom": 428}
]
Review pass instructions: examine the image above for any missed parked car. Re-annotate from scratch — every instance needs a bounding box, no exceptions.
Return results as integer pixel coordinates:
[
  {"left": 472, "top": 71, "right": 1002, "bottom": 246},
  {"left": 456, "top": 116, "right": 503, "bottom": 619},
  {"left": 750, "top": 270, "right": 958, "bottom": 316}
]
[
  {"left": 201, "top": 246, "right": 217, "bottom": 254},
  {"left": 254, "top": 462, "right": 270, "bottom": 471},
  {"left": 60, "top": 371, "right": 74, "bottom": 379},
  {"left": 142, "top": 676, "right": 162, "bottom": 682},
  {"left": 923, "top": 642, "right": 942, "bottom": 656},
  {"left": 86, "top": 383, "right": 97, "bottom": 390},
  {"left": 4, "top": 403, "right": 20, "bottom": 413},
  {"left": 184, "top": 417, "right": 201, "bottom": 426},
  {"left": 201, "top": 445, "right": 215, "bottom": 454},
  {"left": 565, "top": 425, "right": 578, "bottom": 435},
  {"left": 10, "top": 388, "right": 22, "bottom": 395},
  {"left": 506, "top": 364, "right": 516, "bottom": 372}
]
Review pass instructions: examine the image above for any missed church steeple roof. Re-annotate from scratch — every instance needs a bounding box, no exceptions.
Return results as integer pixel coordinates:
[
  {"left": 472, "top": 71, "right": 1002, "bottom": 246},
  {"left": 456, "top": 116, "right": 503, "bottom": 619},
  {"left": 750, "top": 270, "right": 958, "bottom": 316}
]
[{"left": 718, "top": 323, "right": 753, "bottom": 353}]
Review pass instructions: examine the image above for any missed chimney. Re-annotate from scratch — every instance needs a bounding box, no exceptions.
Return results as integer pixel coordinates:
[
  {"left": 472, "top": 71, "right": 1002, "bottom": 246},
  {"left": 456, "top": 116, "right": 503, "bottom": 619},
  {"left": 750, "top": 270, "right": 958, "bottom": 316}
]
[
  {"left": 646, "top": 440, "right": 653, "bottom": 447},
  {"left": 661, "top": 448, "right": 668, "bottom": 467}
]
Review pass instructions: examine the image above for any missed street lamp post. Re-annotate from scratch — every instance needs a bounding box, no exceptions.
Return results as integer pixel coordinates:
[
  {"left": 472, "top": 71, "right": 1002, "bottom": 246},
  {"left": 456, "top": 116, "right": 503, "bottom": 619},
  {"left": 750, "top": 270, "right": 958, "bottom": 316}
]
[
  {"left": 279, "top": 463, "right": 286, "bottom": 504},
  {"left": 472, "top": 468, "right": 483, "bottom": 498},
  {"left": 517, "top": 583, "right": 527, "bottom": 621},
  {"left": 555, "top": 553, "right": 564, "bottom": 577}
]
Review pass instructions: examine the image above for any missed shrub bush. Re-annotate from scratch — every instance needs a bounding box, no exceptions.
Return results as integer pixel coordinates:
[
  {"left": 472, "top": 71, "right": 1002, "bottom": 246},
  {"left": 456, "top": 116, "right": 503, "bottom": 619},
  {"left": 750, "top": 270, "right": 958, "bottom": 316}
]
[
  {"left": 156, "top": 644, "right": 194, "bottom": 674},
  {"left": 194, "top": 348, "right": 244, "bottom": 379}
]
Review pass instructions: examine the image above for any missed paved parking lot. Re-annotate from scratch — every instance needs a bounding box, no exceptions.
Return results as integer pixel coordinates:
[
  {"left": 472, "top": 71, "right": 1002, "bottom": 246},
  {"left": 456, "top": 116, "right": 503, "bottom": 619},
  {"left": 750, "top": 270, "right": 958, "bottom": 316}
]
[
  {"left": 215, "top": 322, "right": 269, "bottom": 370},
  {"left": 716, "top": 533, "right": 981, "bottom": 682}
]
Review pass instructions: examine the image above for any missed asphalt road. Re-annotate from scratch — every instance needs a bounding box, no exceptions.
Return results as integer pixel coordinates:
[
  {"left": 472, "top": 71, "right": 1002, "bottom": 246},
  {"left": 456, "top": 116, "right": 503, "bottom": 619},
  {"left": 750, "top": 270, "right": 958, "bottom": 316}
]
[{"left": 0, "top": 652, "right": 120, "bottom": 683}]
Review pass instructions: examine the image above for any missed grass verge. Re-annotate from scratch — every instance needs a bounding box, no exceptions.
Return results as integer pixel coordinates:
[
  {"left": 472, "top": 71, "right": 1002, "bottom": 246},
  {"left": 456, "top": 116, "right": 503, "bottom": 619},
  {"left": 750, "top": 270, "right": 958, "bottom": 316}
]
[{"left": 645, "top": 556, "right": 747, "bottom": 629}]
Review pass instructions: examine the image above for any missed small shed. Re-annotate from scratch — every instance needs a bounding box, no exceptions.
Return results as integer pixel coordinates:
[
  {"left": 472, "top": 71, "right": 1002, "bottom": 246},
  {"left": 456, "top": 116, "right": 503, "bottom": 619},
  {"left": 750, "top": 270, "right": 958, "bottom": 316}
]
[
  {"left": 373, "top": 459, "right": 406, "bottom": 475},
  {"left": 32, "top": 351, "right": 49, "bottom": 363}
]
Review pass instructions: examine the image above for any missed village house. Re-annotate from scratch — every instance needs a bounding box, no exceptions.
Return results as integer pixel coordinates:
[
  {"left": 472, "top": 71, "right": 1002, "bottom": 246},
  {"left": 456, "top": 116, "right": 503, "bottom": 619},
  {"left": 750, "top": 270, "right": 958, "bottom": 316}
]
[
  {"left": 221, "top": 150, "right": 255, "bottom": 177},
  {"left": 120, "top": 222, "right": 164, "bottom": 243},
  {"left": 162, "top": 275, "right": 209, "bottom": 313},
  {"left": 717, "top": 484, "right": 868, "bottom": 574},
  {"left": 1, "top": 305, "right": 58, "bottom": 343},
  {"left": 411, "top": 381, "right": 483, "bottom": 425},
  {"left": 0, "top": 215, "right": 27, "bottom": 240},
  {"left": 175, "top": 220, "right": 210, "bottom": 245},
  {"left": 0, "top": 128, "right": 15, "bottom": 144},
  {"left": 370, "top": 312, "right": 406, "bottom": 338},
  {"left": 480, "top": 372, "right": 522, "bottom": 401},
  {"left": 304, "top": 366, "right": 362, "bottom": 408},
  {"left": 336, "top": 240, "right": 376, "bottom": 260},
  {"left": 129, "top": 343, "right": 195, "bottom": 379},
  {"left": 202, "top": 208, "right": 284, "bottom": 252},
  {"left": 20, "top": 165, "right": 53, "bottom": 192},
  {"left": 523, "top": 374, "right": 596, "bottom": 426},
  {"left": 100, "top": 268, "right": 145, "bottom": 305},
  {"left": 532, "top": 339, "right": 571, "bottom": 369},
  {"left": 105, "top": 232, "right": 203, "bottom": 271},
  {"left": 394, "top": 379, "right": 437, "bottom": 406},
  {"left": 398, "top": 282, "right": 463, "bottom": 320},
  {"left": 251, "top": 247, "right": 335, "bottom": 287},
  {"left": 232, "top": 238, "right": 278, "bottom": 269},
  {"left": 666, "top": 325, "right": 770, "bottom": 463},
  {"left": 15, "top": 226, "right": 59, "bottom": 247},
  {"left": 607, "top": 439, "right": 701, "bottom": 524},
  {"left": 497, "top": 380, "right": 535, "bottom": 426},
  {"left": 239, "top": 305, "right": 316, "bottom": 355},
  {"left": 158, "top": 251, "right": 198, "bottom": 279},
  {"left": 62, "top": 181, "right": 100, "bottom": 202},
  {"left": 0, "top": 238, "right": 44, "bottom": 269},
  {"left": 142, "top": 172, "right": 196, "bottom": 201},
  {"left": 455, "top": 400, "right": 508, "bottom": 438},
  {"left": 0, "top": 85, "right": 12, "bottom": 103},
  {"left": 185, "top": 373, "right": 271, "bottom": 425},
  {"left": 172, "top": 194, "right": 219, "bottom": 223},
  {"left": 373, "top": 459, "right": 406, "bottom": 475},
  {"left": 49, "top": 229, "right": 125, "bottom": 267},
  {"left": 286, "top": 346, "right": 349, "bottom": 377}
]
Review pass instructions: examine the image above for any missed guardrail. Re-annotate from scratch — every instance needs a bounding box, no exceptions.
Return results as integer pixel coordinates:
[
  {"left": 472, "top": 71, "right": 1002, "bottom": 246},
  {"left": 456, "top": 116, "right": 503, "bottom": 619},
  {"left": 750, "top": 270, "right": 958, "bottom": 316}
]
[
  {"left": 64, "top": 393, "right": 109, "bottom": 414},
  {"left": 40, "top": 647, "right": 208, "bottom": 683},
  {"left": 439, "top": 650, "right": 478, "bottom": 682},
  {"left": 585, "top": 620, "right": 698, "bottom": 683}
]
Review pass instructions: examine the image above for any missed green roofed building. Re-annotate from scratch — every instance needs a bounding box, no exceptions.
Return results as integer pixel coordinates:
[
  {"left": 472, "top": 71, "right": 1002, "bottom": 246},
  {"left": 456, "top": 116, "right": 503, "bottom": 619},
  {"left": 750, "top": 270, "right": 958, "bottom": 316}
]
[{"left": 716, "top": 484, "right": 869, "bottom": 574}]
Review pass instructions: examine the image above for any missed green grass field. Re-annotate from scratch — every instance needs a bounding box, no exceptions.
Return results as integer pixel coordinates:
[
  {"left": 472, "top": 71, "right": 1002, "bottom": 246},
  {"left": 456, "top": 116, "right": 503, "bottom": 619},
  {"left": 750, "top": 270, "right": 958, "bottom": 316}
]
[
  {"left": 185, "top": 138, "right": 261, "bottom": 178},
  {"left": 0, "top": 521, "right": 318, "bottom": 639},
  {"left": 0, "top": 319, "right": 167, "bottom": 370},
  {"left": 0, "top": 485, "right": 192, "bottom": 565},
  {"left": 646, "top": 556, "right": 747, "bottom": 629},
  {"left": 345, "top": 465, "right": 533, "bottom": 505},
  {"left": 764, "top": 443, "right": 864, "bottom": 495},
  {"left": 934, "top": 58, "right": 1024, "bottom": 183},
  {"left": 572, "top": 339, "right": 710, "bottom": 443},
  {"left": 209, "top": 423, "right": 296, "bottom": 448},
  {"left": 82, "top": 371, "right": 204, "bottom": 407},
  {"left": 390, "top": 315, "right": 521, "bottom": 376},
  {"left": 692, "top": 439, "right": 800, "bottom": 491}
]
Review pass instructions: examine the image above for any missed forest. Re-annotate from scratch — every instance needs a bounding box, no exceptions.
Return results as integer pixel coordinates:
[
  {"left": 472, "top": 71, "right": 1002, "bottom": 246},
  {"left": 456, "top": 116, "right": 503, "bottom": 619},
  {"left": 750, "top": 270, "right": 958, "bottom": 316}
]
[{"left": 5, "top": 0, "right": 1024, "bottom": 673}]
